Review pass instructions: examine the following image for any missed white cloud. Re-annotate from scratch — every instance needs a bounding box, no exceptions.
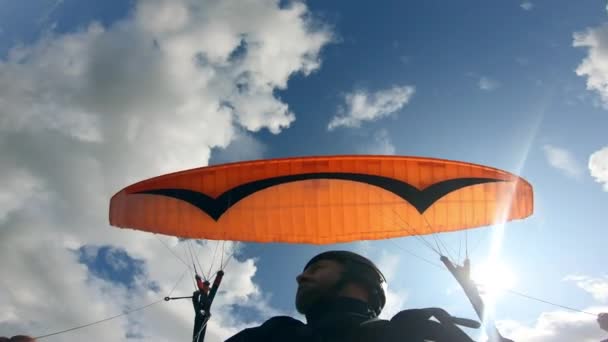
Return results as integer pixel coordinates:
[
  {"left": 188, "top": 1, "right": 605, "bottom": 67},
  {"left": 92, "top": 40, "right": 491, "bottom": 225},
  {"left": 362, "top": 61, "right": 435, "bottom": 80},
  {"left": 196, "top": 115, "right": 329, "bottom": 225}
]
[
  {"left": 495, "top": 274, "right": 608, "bottom": 342},
  {"left": 521, "top": 2, "right": 534, "bottom": 11},
  {"left": 497, "top": 308, "right": 608, "bottom": 342},
  {"left": 542, "top": 144, "right": 584, "bottom": 179},
  {"left": 210, "top": 131, "right": 268, "bottom": 165},
  {"left": 356, "top": 129, "right": 396, "bottom": 155},
  {"left": 573, "top": 24, "right": 608, "bottom": 108},
  {"left": 349, "top": 245, "right": 408, "bottom": 320},
  {"left": 37, "top": 0, "right": 65, "bottom": 26},
  {"left": 0, "top": 164, "right": 47, "bottom": 222},
  {"left": 589, "top": 146, "right": 608, "bottom": 191},
  {"left": 327, "top": 85, "right": 415, "bottom": 130},
  {"left": 375, "top": 251, "right": 408, "bottom": 320},
  {"left": 479, "top": 76, "right": 500, "bottom": 91},
  {"left": 0, "top": 0, "right": 332, "bottom": 340},
  {"left": 565, "top": 275, "right": 608, "bottom": 303}
]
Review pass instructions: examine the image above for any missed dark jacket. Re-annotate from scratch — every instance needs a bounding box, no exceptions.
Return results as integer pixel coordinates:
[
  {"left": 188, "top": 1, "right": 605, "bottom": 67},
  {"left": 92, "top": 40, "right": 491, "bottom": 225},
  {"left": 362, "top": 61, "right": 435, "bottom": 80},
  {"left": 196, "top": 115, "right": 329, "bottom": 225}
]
[{"left": 225, "top": 297, "right": 474, "bottom": 342}]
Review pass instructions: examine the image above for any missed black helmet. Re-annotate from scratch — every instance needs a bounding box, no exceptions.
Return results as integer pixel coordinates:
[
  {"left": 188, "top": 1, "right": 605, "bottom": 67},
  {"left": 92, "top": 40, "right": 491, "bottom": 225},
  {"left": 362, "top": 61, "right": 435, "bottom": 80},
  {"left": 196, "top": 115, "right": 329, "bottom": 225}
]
[{"left": 304, "top": 250, "right": 387, "bottom": 316}]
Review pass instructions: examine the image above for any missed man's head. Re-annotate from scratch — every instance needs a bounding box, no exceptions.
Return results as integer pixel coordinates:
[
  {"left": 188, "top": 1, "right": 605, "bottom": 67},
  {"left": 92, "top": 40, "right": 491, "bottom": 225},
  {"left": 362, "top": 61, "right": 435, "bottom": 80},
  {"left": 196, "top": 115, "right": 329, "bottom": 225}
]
[{"left": 295, "top": 250, "right": 386, "bottom": 316}]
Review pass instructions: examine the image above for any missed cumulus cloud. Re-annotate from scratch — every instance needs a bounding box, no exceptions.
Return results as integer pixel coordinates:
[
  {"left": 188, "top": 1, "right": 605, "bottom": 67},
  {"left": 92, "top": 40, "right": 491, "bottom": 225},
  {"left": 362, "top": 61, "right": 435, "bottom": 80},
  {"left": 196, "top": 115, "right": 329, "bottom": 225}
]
[
  {"left": 37, "top": 0, "right": 66, "bottom": 26},
  {"left": 497, "top": 308, "right": 608, "bottom": 342},
  {"left": 589, "top": 146, "right": 608, "bottom": 191},
  {"left": 356, "top": 129, "right": 396, "bottom": 155},
  {"left": 0, "top": 0, "right": 332, "bottom": 340},
  {"left": 0, "top": 165, "right": 46, "bottom": 222},
  {"left": 565, "top": 275, "right": 608, "bottom": 303},
  {"left": 574, "top": 24, "right": 608, "bottom": 108},
  {"left": 375, "top": 252, "right": 408, "bottom": 319},
  {"left": 571, "top": 27, "right": 608, "bottom": 190},
  {"left": 520, "top": 2, "right": 534, "bottom": 11},
  {"left": 495, "top": 274, "right": 608, "bottom": 342},
  {"left": 348, "top": 244, "right": 408, "bottom": 320},
  {"left": 479, "top": 76, "right": 500, "bottom": 91},
  {"left": 210, "top": 131, "right": 268, "bottom": 165},
  {"left": 327, "top": 85, "right": 415, "bottom": 130},
  {"left": 542, "top": 144, "right": 584, "bottom": 179}
]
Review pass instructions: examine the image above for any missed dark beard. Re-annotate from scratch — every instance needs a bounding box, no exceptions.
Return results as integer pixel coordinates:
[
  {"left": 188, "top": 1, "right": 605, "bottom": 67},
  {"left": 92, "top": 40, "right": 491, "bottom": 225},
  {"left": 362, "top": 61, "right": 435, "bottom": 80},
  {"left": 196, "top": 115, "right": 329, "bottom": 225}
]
[
  {"left": 296, "top": 276, "right": 348, "bottom": 314},
  {"left": 295, "top": 286, "right": 325, "bottom": 314}
]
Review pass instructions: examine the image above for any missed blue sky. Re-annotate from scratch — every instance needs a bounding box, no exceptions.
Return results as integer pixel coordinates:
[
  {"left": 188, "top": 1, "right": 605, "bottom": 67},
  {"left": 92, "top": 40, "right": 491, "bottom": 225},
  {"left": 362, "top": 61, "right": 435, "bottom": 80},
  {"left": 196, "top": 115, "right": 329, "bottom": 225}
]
[{"left": 1, "top": 0, "right": 607, "bottom": 341}]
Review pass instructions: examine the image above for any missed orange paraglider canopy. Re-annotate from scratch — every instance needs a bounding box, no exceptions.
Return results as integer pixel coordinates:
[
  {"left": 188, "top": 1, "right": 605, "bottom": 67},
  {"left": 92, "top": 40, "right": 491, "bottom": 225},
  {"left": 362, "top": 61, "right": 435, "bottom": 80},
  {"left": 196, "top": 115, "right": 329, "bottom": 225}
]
[{"left": 109, "top": 155, "right": 533, "bottom": 244}]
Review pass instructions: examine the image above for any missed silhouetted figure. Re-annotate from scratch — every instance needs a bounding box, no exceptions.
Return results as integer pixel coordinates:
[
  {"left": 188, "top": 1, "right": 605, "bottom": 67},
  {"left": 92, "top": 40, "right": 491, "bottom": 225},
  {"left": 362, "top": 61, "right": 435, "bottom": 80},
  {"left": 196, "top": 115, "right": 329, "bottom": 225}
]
[
  {"left": 599, "top": 313, "right": 608, "bottom": 342},
  {"left": 198, "top": 250, "right": 478, "bottom": 342},
  {"left": 0, "top": 336, "right": 36, "bottom": 342}
]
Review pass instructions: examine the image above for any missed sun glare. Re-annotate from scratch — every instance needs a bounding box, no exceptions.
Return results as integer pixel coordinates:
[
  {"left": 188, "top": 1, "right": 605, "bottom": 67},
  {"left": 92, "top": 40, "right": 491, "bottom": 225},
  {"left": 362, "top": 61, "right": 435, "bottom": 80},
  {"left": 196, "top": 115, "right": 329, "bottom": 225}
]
[{"left": 471, "top": 261, "right": 517, "bottom": 298}]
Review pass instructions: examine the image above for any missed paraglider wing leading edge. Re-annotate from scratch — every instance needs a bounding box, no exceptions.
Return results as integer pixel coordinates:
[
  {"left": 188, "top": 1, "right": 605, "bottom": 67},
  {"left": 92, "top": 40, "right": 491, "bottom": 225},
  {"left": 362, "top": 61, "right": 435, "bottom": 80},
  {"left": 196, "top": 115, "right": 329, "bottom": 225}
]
[{"left": 109, "top": 155, "right": 533, "bottom": 244}]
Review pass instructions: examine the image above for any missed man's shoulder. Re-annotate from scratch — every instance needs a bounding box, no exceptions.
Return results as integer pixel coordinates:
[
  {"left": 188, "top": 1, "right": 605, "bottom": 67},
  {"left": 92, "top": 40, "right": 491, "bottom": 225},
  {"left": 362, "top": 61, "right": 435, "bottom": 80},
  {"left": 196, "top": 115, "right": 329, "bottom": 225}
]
[
  {"left": 225, "top": 316, "right": 306, "bottom": 342},
  {"left": 260, "top": 315, "right": 306, "bottom": 328}
]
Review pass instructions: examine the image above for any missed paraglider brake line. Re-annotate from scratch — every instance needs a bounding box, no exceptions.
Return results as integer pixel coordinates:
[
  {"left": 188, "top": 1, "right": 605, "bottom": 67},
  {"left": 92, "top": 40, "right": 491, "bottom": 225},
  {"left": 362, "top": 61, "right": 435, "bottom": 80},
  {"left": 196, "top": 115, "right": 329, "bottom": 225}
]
[
  {"left": 187, "top": 240, "right": 202, "bottom": 279},
  {"left": 390, "top": 209, "right": 442, "bottom": 255},
  {"left": 203, "top": 240, "right": 220, "bottom": 280},
  {"left": 504, "top": 288, "right": 597, "bottom": 316},
  {"left": 33, "top": 299, "right": 164, "bottom": 339},
  {"left": 32, "top": 264, "right": 189, "bottom": 340},
  {"left": 421, "top": 213, "right": 456, "bottom": 261},
  {"left": 194, "top": 315, "right": 211, "bottom": 342},
  {"left": 389, "top": 240, "right": 597, "bottom": 317},
  {"left": 155, "top": 235, "right": 195, "bottom": 272}
]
